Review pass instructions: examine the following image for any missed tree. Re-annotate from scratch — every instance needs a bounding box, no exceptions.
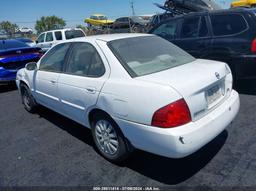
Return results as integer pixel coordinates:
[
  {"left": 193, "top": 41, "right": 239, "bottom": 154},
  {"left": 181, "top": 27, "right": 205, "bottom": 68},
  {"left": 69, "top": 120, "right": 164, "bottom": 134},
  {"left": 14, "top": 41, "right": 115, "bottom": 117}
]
[
  {"left": 35, "top": 16, "right": 66, "bottom": 34},
  {"left": 76, "top": 24, "right": 88, "bottom": 34},
  {"left": 0, "top": 21, "right": 18, "bottom": 37}
]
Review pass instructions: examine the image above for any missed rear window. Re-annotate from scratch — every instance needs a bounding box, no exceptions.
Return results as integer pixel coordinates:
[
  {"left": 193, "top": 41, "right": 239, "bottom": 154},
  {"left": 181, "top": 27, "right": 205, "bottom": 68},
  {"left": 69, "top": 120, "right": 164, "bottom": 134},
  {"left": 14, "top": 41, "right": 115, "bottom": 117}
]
[
  {"left": 0, "top": 40, "right": 28, "bottom": 50},
  {"left": 65, "top": 30, "right": 85, "bottom": 40},
  {"left": 210, "top": 14, "right": 248, "bottom": 36},
  {"left": 180, "top": 17, "right": 200, "bottom": 38},
  {"left": 108, "top": 36, "right": 195, "bottom": 77}
]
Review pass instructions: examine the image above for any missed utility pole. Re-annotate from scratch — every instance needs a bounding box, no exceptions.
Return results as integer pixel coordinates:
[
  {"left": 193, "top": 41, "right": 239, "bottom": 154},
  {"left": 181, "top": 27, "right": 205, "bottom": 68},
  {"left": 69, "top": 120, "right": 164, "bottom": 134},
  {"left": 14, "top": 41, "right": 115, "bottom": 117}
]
[{"left": 130, "top": 0, "right": 135, "bottom": 16}]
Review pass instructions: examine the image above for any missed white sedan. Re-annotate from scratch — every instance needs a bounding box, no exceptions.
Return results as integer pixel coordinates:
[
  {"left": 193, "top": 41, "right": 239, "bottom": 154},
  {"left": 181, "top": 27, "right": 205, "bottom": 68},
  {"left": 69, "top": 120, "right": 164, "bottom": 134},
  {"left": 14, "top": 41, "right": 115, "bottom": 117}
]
[{"left": 16, "top": 34, "right": 240, "bottom": 162}]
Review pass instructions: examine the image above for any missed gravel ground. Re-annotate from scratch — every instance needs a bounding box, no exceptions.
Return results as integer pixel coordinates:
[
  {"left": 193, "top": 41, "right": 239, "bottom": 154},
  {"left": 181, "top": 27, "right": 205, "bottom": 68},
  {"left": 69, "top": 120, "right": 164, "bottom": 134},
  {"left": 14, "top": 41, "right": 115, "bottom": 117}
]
[{"left": 0, "top": 85, "right": 256, "bottom": 189}]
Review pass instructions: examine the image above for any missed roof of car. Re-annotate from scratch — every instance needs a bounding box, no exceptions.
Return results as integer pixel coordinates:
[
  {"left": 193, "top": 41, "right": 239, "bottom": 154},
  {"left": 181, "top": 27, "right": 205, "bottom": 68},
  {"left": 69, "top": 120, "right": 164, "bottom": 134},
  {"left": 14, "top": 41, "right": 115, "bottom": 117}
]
[
  {"left": 70, "top": 33, "right": 154, "bottom": 42},
  {"left": 156, "top": 8, "right": 256, "bottom": 23},
  {"left": 40, "top": 28, "right": 83, "bottom": 33}
]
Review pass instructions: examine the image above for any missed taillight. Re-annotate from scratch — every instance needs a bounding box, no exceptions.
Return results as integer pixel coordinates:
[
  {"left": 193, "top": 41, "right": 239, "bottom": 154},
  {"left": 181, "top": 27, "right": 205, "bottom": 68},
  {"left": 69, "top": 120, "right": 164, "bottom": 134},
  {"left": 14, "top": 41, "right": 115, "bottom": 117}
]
[
  {"left": 151, "top": 99, "right": 191, "bottom": 128},
  {"left": 251, "top": 39, "right": 256, "bottom": 53}
]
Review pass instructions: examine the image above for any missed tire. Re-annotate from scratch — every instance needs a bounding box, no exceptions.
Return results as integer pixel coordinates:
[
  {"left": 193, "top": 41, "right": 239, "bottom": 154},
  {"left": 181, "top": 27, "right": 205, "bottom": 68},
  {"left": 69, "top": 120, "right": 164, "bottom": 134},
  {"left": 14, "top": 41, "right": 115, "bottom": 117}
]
[
  {"left": 20, "top": 83, "right": 37, "bottom": 113},
  {"left": 91, "top": 112, "right": 133, "bottom": 163}
]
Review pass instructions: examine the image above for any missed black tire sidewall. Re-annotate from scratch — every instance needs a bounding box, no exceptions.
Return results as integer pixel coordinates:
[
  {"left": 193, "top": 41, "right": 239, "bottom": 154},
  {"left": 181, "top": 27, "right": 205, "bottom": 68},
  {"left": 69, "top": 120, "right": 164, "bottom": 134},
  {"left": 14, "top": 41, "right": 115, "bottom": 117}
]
[{"left": 20, "top": 84, "right": 36, "bottom": 113}]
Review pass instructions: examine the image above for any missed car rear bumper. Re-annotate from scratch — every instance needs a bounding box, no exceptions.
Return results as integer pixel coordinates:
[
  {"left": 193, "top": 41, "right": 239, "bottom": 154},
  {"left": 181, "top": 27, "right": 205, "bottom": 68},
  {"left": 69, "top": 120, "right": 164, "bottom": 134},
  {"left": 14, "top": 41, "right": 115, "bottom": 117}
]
[{"left": 114, "top": 90, "right": 240, "bottom": 158}]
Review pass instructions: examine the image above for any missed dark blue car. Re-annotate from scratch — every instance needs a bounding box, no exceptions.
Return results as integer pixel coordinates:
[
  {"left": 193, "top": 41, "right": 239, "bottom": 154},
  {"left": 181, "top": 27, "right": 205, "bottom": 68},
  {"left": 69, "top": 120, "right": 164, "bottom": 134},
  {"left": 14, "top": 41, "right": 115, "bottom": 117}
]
[{"left": 0, "top": 39, "right": 42, "bottom": 84}]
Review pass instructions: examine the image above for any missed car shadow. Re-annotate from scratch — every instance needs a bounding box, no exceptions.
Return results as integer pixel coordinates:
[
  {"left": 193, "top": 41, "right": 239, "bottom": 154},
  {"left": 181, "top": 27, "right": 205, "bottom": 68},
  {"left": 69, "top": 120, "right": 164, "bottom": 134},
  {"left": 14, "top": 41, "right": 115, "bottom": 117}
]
[
  {"left": 36, "top": 106, "right": 94, "bottom": 147},
  {"left": 0, "top": 83, "right": 17, "bottom": 93},
  {"left": 35, "top": 106, "right": 228, "bottom": 185},
  {"left": 124, "top": 130, "right": 228, "bottom": 185}
]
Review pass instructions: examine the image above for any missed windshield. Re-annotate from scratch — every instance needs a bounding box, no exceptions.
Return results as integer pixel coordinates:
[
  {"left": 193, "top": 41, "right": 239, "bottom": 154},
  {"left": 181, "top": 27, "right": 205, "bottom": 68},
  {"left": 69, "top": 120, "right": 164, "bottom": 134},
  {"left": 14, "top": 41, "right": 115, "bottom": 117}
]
[
  {"left": 65, "top": 30, "right": 85, "bottom": 40},
  {"left": 108, "top": 36, "right": 195, "bottom": 77}
]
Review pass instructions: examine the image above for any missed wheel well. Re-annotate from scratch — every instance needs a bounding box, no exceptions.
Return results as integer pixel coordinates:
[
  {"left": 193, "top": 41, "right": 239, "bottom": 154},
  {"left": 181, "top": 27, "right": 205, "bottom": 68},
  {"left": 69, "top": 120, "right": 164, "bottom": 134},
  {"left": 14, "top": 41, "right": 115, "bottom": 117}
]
[
  {"left": 19, "top": 81, "right": 28, "bottom": 92},
  {"left": 88, "top": 108, "right": 111, "bottom": 126}
]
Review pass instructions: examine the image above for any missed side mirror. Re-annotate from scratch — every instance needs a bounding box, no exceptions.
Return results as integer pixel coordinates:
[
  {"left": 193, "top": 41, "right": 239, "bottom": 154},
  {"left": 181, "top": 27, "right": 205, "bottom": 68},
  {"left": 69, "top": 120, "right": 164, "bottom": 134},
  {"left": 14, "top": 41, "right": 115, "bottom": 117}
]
[{"left": 25, "top": 62, "right": 37, "bottom": 71}]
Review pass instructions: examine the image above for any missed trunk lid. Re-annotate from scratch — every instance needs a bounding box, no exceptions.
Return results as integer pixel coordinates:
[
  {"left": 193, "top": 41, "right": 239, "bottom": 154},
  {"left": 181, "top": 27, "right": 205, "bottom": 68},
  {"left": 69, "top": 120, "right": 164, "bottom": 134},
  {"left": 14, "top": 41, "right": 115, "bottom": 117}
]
[{"left": 136, "top": 59, "right": 229, "bottom": 121}]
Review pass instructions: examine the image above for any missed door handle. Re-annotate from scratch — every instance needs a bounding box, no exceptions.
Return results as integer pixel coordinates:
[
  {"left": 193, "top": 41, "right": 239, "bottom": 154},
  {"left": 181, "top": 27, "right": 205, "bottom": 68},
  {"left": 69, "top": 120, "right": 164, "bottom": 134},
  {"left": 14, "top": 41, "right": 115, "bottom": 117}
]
[
  {"left": 86, "top": 87, "right": 96, "bottom": 94},
  {"left": 50, "top": 80, "right": 56, "bottom": 84}
]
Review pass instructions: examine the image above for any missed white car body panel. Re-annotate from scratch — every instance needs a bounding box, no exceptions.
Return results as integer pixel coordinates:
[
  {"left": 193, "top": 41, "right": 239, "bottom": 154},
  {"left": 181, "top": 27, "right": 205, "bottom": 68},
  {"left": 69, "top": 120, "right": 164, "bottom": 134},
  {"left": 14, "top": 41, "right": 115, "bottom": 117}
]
[{"left": 16, "top": 34, "right": 240, "bottom": 158}]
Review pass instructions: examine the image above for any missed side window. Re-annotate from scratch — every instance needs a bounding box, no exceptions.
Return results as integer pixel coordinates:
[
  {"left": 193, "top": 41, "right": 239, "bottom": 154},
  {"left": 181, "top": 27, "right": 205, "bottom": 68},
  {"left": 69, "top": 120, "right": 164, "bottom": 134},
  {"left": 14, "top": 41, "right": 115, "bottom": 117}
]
[
  {"left": 125, "top": 18, "right": 130, "bottom": 22},
  {"left": 199, "top": 16, "right": 209, "bottom": 37},
  {"left": 45, "top": 32, "right": 53, "bottom": 42},
  {"left": 66, "top": 42, "right": 105, "bottom": 77},
  {"left": 210, "top": 14, "right": 247, "bottom": 36},
  {"left": 39, "top": 43, "right": 71, "bottom": 72},
  {"left": 37, "top": 33, "right": 45, "bottom": 43},
  {"left": 117, "top": 18, "right": 123, "bottom": 22},
  {"left": 54, "top": 31, "right": 62, "bottom": 40},
  {"left": 180, "top": 17, "right": 200, "bottom": 39},
  {"left": 151, "top": 19, "right": 179, "bottom": 40},
  {"left": 65, "top": 30, "right": 85, "bottom": 40}
]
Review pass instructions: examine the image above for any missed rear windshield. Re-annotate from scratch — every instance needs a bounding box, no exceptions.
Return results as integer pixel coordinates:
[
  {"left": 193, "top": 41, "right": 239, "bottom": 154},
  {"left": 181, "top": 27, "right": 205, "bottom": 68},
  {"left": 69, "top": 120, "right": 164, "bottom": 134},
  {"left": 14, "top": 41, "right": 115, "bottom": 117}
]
[
  {"left": 16, "top": 38, "right": 33, "bottom": 43},
  {"left": 0, "top": 40, "right": 28, "bottom": 50},
  {"left": 108, "top": 36, "right": 195, "bottom": 77},
  {"left": 65, "top": 30, "right": 85, "bottom": 40}
]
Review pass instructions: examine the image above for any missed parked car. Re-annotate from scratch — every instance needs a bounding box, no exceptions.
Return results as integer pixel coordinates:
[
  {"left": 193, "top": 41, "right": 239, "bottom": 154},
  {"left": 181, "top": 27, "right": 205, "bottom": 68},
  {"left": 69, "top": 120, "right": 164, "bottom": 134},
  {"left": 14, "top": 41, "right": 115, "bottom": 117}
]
[
  {"left": 16, "top": 38, "right": 36, "bottom": 47},
  {"left": 18, "top": 27, "right": 33, "bottom": 34},
  {"left": 112, "top": 16, "right": 148, "bottom": 31},
  {"left": 16, "top": 34, "right": 239, "bottom": 162},
  {"left": 150, "top": 8, "right": 256, "bottom": 91},
  {"left": 35, "top": 28, "right": 86, "bottom": 52},
  {"left": 0, "top": 40, "right": 42, "bottom": 84}
]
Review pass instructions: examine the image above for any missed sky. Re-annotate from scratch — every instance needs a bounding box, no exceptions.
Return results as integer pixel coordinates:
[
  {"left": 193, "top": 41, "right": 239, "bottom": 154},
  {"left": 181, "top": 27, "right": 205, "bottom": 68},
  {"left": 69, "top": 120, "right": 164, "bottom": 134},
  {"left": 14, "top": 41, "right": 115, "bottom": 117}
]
[{"left": 0, "top": 0, "right": 233, "bottom": 30}]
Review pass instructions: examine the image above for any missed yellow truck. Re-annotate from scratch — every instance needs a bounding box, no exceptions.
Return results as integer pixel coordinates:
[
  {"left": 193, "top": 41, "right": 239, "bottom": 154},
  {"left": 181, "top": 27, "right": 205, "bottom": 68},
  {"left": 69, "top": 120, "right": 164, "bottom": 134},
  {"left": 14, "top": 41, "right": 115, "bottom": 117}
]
[{"left": 231, "top": 0, "right": 256, "bottom": 8}]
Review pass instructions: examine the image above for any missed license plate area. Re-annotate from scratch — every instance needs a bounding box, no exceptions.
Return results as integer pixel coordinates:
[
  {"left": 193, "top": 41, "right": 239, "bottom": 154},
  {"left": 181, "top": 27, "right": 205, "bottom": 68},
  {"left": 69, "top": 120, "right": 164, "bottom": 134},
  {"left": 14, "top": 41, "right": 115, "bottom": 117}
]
[{"left": 206, "top": 83, "right": 224, "bottom": 108}]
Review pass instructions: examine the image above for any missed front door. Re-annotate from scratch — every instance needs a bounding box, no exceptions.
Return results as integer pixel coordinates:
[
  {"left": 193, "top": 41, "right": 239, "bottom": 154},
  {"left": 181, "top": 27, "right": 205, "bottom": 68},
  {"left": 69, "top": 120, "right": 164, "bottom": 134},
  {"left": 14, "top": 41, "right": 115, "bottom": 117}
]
[
  {"left": 34, "top": 43, "right": 71, "bottom": 111},
  {"left": 58, "top": 42, "right": 108, "bottom": 125}
]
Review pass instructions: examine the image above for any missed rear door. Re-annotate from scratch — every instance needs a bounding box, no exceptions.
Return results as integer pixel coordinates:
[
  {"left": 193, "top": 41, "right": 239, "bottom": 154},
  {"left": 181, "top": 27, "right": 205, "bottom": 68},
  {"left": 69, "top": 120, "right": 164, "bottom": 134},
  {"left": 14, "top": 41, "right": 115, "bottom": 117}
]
[
  {"left": 43, "top": 32, "right": 55, "bottom": 51},
  {"left": 58, "top": 42, "right": 108, "bottom": 125},
  {"left": 34, "top": 43, "right": 71, "bottom": 111},
  {"left": 174, "top": 15, "right": 212, "bottom": 58}
]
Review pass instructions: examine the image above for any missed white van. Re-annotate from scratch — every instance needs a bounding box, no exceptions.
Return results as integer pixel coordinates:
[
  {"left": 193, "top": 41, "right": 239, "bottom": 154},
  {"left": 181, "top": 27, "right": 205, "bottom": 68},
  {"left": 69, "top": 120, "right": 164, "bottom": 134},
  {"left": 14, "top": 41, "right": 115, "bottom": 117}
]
[{"left": 35, "top": 28, "right": 86, "bottom": 52}]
